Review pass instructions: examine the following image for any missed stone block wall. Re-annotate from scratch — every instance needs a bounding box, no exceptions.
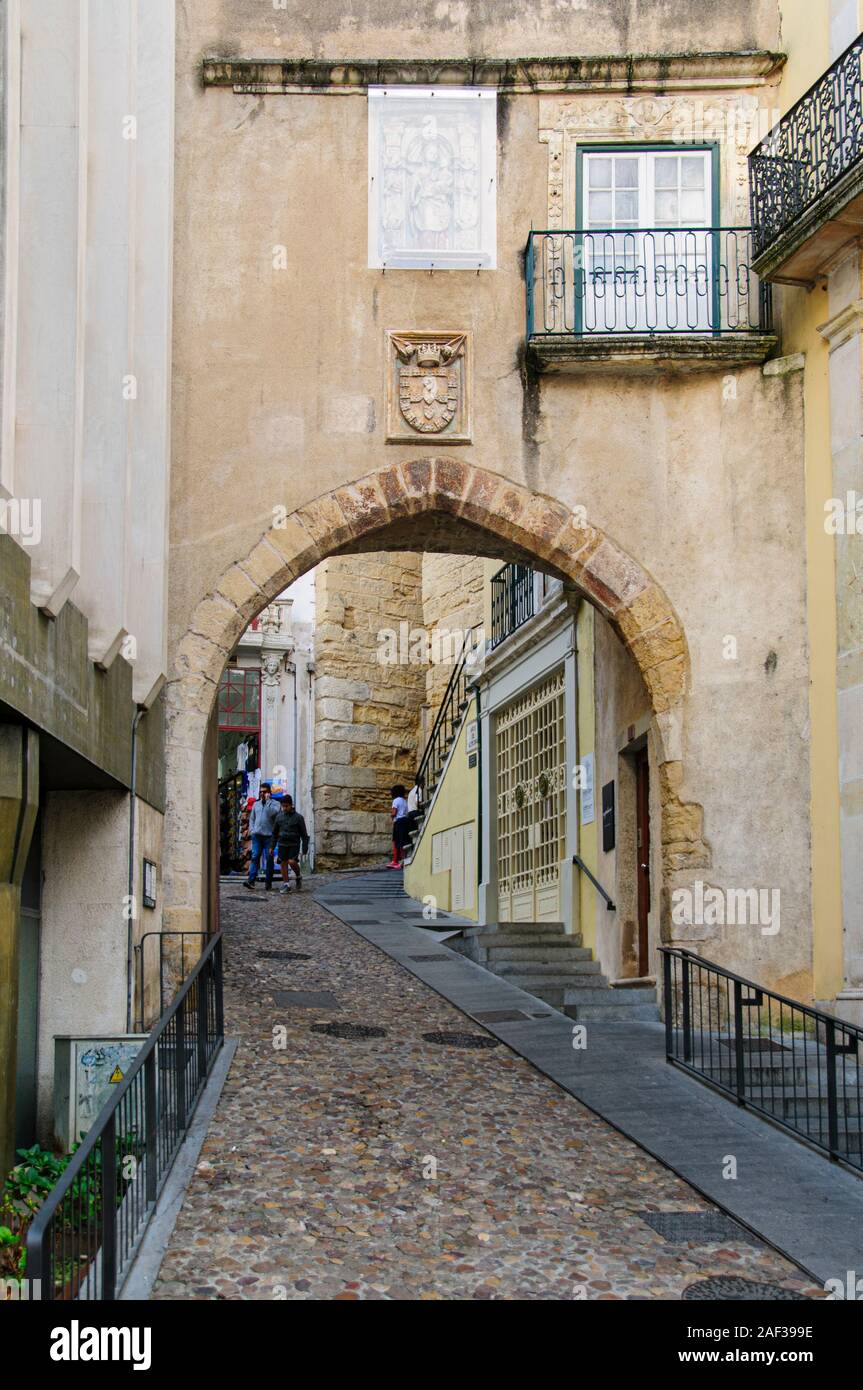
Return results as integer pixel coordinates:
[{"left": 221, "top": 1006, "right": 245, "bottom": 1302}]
[
  {"left": 421, "top": 554, "right": 487, "bottom": 712},
  {"left": 313, "top": 553, "right": 426, "bottom": 867}
]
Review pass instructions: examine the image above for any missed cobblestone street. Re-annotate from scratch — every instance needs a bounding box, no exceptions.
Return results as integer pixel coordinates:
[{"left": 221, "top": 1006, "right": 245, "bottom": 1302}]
[{"left": 152, "top": 880, "right": 820, "bottom": 1302}]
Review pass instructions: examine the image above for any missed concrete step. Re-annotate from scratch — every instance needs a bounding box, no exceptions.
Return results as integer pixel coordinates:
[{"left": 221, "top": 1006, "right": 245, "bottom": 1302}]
[
  {"left": 474, "top": 935, "right": 581, "bottom": 952},
  {"left": 494, "top": 960, "right": 605, "bottom": 979},
  {"left": 470, "top": 921, "right": 568, "bottom": 936},
  {"left": 567, "top": 1001, "right": 662, "bottom": 1022},
  {"left": 564, "top": 985, "right": 657, "bottom": 1007},
  {"left": 499, "top": 968, "right": 610, "bottom": 990},
  {"left": 484, "top": 944, "right": 595, "bottom": 962}
]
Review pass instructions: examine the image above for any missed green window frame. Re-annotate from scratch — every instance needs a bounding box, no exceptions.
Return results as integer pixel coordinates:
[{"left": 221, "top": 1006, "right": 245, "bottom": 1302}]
[{"left": 573, "top": 141, "right": 721, "bottom": 334}]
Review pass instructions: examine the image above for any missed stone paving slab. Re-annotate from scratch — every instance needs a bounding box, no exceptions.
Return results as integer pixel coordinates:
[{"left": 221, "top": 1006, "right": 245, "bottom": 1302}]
[
  {"left": 150, "top": 875, "right": 828, "bottom": 1301},
  {"left": 316, "top": 874, "right": 863, "bottom": 1287}
]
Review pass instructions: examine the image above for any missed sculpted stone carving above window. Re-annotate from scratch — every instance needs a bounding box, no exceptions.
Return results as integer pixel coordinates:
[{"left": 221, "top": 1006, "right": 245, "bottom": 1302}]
[{"left": 538, "top": 93, "right": 772, "bottom": 229}]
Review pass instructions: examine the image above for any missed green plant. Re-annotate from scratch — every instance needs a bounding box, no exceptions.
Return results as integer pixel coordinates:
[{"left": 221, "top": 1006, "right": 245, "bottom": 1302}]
[
  {"left": 0, "top": 1210, "right": 28, "bottom": 1282},
  {"left": 4, "top": 1144, "right": 69, "bottom": 1211}
]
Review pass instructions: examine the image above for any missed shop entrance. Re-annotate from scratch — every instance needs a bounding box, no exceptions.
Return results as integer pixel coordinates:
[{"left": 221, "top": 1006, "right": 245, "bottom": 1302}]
[{"left": 217, "top": 666, "right": 261, "bottom": 877}]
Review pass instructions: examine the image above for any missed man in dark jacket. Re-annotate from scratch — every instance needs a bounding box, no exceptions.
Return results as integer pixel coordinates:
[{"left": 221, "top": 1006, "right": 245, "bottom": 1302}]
[{"left": 273, "top": 795, "right": 310, "bottom": 892}]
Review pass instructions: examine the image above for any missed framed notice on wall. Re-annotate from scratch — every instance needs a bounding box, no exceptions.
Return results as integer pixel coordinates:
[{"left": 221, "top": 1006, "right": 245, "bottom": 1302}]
[
  {"left": 580, "top": 753, "right": 595, "bottom": 826},
  {"left": 143, "top": 859, "right": 157, "bottom": 910}
]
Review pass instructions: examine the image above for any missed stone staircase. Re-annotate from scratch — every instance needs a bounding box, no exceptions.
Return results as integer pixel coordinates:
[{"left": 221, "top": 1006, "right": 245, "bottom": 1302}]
[
  {"left": 689, "top": 1044, "right": 863, "bottom": 1157},
  {"left": 449, "top": 921, "right": 660, "bottom": 1021}
]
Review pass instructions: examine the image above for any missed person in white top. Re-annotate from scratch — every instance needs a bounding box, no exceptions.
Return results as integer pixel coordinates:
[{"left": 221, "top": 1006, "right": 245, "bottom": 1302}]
[{"left": 389, "top": 783, "right": 409, "bottom": 868}]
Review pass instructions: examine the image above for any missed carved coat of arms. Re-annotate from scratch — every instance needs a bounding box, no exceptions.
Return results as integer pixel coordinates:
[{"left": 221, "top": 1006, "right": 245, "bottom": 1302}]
[{"left": 387, "top": 332, "right": 471, "bottom": 444}]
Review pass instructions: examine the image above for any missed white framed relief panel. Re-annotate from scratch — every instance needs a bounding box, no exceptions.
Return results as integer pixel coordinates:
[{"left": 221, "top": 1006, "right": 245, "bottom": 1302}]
[{"left": 368, "top": 87, "right": 497, "bottom": 269}]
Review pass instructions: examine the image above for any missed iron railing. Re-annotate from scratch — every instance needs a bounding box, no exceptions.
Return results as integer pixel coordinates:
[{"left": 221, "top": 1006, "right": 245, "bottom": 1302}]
[
  {"left": 134, "top": 930, "right": 208, "bottom": 1032},
  {"left": 526, "top": 228, "right": 772, "bottom": 337},
  {"left": 27, "top": 933, "right": 224, "bottom": 1300},
  {"left": 749, "top": 34, "right": 863, "bottom": 257},
  {"left": 661, "top": 947, "right": 862, "bottom": 1170},
  {"left": 416, "top": 627, "right": 482, "bottom": 807},
  {"left": 491, "top": 563, "right": 534, "bottom": 647}
]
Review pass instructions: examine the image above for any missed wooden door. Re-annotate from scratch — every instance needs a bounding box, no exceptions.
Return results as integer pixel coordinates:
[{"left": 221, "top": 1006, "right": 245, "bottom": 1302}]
[{"left": 635, "top": 747, "right": 651, "bottom": 976}]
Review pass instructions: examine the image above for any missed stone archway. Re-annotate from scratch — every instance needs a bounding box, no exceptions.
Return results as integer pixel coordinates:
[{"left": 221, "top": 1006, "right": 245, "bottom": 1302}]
[{"left": 163, "top": 457, "right": 708, "bottom": 932}]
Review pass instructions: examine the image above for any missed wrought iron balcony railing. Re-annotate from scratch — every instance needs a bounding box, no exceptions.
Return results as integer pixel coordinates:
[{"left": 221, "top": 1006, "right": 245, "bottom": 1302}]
[
  {"left": 526, "top": 228, "right": 772, "bottom": 338},
  {"left": 491, "top": 563, "right": 534, "bottom": 648},
  {"left": 749, "top": 35, "right": 863, "bottom": 260}
]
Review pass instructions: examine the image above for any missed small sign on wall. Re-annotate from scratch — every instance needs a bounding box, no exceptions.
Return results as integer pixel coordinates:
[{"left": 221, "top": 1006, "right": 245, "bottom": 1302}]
[
  {"left": 466, "top": 720, "right": 478, "bottom": 754},
  {"left": 580, "top": 753, "right": 595, "bottom": 825},
  {"left": 602, "top": 781, "right": 615, "bottom": 852},
  {"left": 143, "top": 859, "right": 157, "bottom": 910}
]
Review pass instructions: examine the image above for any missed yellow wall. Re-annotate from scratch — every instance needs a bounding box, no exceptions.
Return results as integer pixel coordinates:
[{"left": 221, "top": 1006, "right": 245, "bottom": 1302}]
[
  {"left": 404, "top": 693, "right": 479, "bottom": 919},
  {"left": 776, "top": 0, "right": 847, "bottom": 998},
  {"left": 576, "top": 602, "right": 598, "bottom": 953}
]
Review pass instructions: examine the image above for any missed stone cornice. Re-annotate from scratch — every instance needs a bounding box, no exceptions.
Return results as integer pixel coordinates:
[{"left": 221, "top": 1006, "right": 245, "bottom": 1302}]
[
  {"left": 201, "top": 51, "right": 785, "bottom": 96},
  {"left": 818, "top": 299, "right": 863, "bottom": 350}
]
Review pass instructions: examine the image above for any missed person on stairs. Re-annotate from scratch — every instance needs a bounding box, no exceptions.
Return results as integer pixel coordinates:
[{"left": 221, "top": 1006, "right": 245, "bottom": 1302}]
[
  {"left": 273, "top": 794, "right": 310, "bottom": 893},
  {"left": 388, "top": 784, "right": 410, "bottom": 868}
]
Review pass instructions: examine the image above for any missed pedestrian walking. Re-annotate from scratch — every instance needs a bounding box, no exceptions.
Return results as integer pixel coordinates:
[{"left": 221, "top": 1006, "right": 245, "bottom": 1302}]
[
  {"left": 389, "top": 783, "right": 410, "bottom": 867},
  {"left": 273, "top": 794, "right": 310, "bottom": 893},
  {"left": 243, "top": 781, "right": 280, "bottom": 889}
]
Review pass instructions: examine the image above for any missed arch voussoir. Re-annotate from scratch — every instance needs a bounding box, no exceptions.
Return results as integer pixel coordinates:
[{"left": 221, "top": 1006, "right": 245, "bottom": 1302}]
[{"left": 165, "top": 457, "right": 705, "bottom": 935}]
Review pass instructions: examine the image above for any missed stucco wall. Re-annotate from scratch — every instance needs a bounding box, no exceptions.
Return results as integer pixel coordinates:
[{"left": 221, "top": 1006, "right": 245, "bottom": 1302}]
[
  {"left": 168, "top": 5, "right": 814, "bottom": 993},
  {"left": 405, "top": 691, "right": 479, "bottom": 919},
  {"left": 186, "top": 0, "right": 781, "bottom": 61},
  {"left": 37, "top": 791, "right": 132, "bottom": 1139}
]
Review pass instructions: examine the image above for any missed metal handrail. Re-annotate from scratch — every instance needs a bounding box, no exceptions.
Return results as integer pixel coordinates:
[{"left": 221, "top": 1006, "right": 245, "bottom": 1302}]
[
  {"left": 660, "top": 946, "right": 862, "bottom": 1171},
  {"left": 27, "top": 932, "right": 224, "bottom": 1300},
  {"left": 572, "top": 854, "right": 616, "bottom": 911},
  {"left": 491, "top": 562, "right": 534, "bottom": 647},
  {"left": 416, "top": 626, "right": 482, "bottom": 806},
  {"left": 526, "top": 227, "right": 771, "bottom": 337},
  {"left": 134, "top": 929, "right": 208, "bottom": 1031}
]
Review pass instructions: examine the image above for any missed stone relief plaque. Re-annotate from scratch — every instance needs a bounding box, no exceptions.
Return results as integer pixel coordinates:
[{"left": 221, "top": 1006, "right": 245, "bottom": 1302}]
[
  {"left": 386, "top": 331, "right": 472, "bottom": 444},
  {"left": 368, "top": 87, "right": 497, "bottom": 269}
]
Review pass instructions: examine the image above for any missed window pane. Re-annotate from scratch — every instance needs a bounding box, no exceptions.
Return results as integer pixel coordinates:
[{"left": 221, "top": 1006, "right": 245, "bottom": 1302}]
[
  {"left": 681, "top": 156, "right": 705, "bottom": 189},
  {"left": 588, "top": 157, "right": 612, "bottom": 187},
  {"left": 654, "top": 190, "right": 678, "bottom": 222},
  {"left": 615, "top": 157, "right": 639, "bottom": 188},
  {"left": 653, "top": 157, "right": 678, "bottom": 189},
  {"left": 681, "top": 189, "right": 707, "bottom": 221},
  {"left": 588, "top": 190, "right": 613, "bottom": 223},
  {"left": 615, "top": 189, "right": 638, "bottom": 220}
]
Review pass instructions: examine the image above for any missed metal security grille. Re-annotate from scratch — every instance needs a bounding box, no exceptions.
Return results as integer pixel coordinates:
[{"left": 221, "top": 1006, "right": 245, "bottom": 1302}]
[{"left": 496, "top": 669, "right": 567, "bottom": 921}]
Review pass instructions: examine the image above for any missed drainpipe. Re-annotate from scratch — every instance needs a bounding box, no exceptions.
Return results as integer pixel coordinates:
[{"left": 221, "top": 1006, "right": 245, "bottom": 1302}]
[
  {"left": 291, "top": 659, "right": 298, "bottom": 804},
  {"left": 474, "top": 682, "right": 483, "bottom": 888},
  {"left": 126, "top": 707, "right": 145, "bottom": 1035},
  {"left": 307, "top": 660, "right": 315, "bottom": 872}
]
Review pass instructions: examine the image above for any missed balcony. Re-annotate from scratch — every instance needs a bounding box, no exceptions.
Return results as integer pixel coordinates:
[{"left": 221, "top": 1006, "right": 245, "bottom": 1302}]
[
  {"left": 525, "top": 229, "right": 776, "bottom": 374},
  {"left": 749, "top": 35, "right": 863, "bottom": 284},
  {"left": 491, "top": 563, "right": 535, "bottom": 648}
]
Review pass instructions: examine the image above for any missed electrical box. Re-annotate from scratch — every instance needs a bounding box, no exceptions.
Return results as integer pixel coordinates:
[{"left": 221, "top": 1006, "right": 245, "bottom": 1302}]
[{"left": 54, "top": 1035, "right": 147, "bottom": 1150}]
